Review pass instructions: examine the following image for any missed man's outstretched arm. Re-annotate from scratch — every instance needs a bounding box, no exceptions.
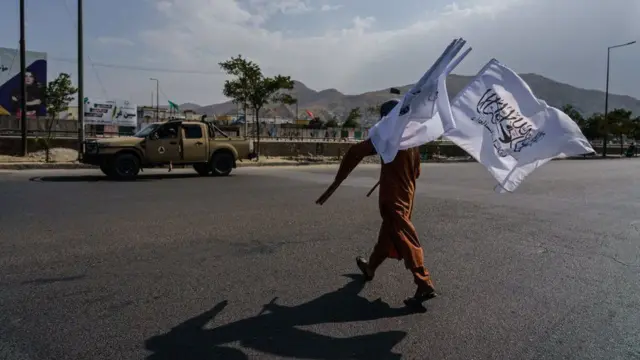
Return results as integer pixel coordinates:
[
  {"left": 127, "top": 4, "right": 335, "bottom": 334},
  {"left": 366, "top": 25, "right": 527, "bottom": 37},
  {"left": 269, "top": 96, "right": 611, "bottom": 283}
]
[{"left": 316, "top": 139, "right": 377, "bottom": 205}]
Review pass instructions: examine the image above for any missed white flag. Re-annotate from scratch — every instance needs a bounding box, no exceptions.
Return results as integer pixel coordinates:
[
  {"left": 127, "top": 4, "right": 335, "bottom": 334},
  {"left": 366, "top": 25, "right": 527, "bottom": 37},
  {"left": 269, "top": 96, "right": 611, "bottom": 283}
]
[
  {"left": 367, "top": 38, "right": 471, "bottom": 163},
  {"left": 399, "top": 45, "right": 473, "bottom": 151},
  {"left": 442, "top": 58, "right": 594, "bottom": 193}
]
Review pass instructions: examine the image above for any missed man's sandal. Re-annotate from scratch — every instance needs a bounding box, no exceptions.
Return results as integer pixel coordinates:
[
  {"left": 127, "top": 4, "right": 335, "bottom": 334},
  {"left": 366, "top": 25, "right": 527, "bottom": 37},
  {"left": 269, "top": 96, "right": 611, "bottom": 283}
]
[{"left": 356, "top": 256, "right": 374, "bottom": 281}]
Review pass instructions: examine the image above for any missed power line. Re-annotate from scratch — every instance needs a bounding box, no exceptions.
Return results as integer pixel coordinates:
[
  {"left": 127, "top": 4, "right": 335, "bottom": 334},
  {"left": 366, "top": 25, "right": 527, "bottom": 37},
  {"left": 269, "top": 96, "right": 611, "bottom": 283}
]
[
  {"left": 57, "top": 0, "right": 108, "bottom": 98},
  {"left": 49, "top": 57, "right": 224, "bottom": 75},
  {"left": 158, "top": 86, "right": 170, "bottom": 104}
]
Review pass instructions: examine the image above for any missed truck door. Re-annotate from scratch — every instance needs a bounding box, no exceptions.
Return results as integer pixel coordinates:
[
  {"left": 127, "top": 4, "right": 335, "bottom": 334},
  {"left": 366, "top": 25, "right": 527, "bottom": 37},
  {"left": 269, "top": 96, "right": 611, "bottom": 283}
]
[
  {"left": 146, "top": 122, "right": 182, "bottom": 163},
  {"left": 180, "top": 123, "right": 208, "bottom": 162}
]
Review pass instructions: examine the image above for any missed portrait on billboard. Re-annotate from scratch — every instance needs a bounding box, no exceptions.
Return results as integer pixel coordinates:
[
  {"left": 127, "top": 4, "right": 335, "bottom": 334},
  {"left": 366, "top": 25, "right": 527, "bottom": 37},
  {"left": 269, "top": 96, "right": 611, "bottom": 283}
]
[{"left": 0, "top": 47, "right": 47, "bottom": 117}]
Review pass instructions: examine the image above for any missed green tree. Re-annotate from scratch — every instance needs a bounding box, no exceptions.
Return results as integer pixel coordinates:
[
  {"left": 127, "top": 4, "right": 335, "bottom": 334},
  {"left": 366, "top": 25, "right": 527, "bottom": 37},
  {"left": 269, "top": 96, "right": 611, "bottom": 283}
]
[
  {"left": 41, "top": 73, "right": 77, "bottom": 162},
  {"left": 219, "top": 55, "right": 295, "bottom": 159},
  {"left": 247, "top": 74, "right": 295, "bottom": 158},
  {"left": 308, "top": 116, "right": 324, "bottom": 129},
  {"left": 608, "top": 108, "right": 634, "bottom": 155},
  {"left": 561, "top": 104, "right": 587, "bottom": 129},
  {"left": 582, "top": 113, "right": 605, "bottom": 141},
  {"left": 630, "top": 116, "right": 640, "bottom": 140},
  {"left": 342, "top": 107, "right": 361, "bottom": 128},
  {"left": 325, "top": 116, "right": 339, "bottom": 128},
  {"left": 219, "top": 54, "right": 261, "bottom": 138}
]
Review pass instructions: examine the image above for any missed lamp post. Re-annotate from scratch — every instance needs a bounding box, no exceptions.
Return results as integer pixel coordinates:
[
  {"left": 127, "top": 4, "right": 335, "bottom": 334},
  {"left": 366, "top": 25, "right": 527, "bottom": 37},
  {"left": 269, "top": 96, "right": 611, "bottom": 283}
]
[
  {"left": 603, "top": 40, "right": 636, "bottom": 157},
  {"left": 77, "top": 0, "right": 85, "bottom": 160},
  {"left": 19, "top": 0, "right": 27, "bottom": 156},
  {"left": 150, "top": 78, "right": 159, "bottom": 121}
]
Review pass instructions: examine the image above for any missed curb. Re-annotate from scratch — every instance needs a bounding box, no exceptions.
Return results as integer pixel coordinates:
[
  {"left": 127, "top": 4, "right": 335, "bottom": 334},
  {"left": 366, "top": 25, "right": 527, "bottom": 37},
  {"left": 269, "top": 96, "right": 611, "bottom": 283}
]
[{"left": 0, "top": 163, "right": 96, "bottom": 170}]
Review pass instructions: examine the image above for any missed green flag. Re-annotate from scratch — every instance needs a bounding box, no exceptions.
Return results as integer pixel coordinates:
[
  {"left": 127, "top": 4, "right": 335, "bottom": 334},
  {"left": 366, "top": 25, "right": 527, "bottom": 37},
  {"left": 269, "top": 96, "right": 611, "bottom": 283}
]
[{"left": 168, "top": 100, "right": 179, "bottom": 111}]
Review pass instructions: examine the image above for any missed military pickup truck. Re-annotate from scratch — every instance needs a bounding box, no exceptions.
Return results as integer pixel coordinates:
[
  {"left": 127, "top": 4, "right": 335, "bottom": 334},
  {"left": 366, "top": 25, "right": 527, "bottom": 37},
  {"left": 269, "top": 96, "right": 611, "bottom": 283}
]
[{"left": 81, "top": 120, "right": 252, "bottom": 180}]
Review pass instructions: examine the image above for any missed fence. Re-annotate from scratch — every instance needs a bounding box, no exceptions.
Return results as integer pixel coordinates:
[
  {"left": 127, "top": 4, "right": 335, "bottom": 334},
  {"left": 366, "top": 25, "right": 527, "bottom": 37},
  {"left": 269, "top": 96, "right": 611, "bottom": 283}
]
[
  {"left": 2, "top": 115, "right": 625, "bottom": 147},
  {"left": 0, "top": 116, "right": 370, "bottom": 142}
]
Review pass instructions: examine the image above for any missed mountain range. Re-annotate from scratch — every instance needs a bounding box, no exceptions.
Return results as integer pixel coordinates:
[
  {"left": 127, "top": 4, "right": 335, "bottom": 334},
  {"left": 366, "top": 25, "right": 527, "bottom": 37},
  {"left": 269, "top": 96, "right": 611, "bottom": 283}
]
[{"left": 179, "top": 74, "right": 640, "bottom": 124}]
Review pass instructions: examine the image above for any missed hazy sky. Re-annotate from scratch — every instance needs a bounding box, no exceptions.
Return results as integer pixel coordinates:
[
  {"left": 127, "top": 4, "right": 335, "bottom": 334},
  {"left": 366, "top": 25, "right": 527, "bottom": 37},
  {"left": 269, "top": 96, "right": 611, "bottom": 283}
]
[{"left": 1, "top": 0, "right": 638, "bottom": 106}]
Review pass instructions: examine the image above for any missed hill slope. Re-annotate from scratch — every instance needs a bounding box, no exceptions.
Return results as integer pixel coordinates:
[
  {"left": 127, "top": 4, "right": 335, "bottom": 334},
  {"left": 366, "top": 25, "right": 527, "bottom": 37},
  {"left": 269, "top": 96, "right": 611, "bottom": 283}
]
[{"left": 187, "top": 75, "right": 640, "bottom": 122}]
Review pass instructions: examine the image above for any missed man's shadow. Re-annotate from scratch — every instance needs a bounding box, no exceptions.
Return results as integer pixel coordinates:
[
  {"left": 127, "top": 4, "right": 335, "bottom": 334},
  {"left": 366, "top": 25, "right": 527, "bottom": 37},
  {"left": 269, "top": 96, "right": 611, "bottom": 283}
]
[{"left": 145, "top": 274, "right": 418, "bottom": 359}]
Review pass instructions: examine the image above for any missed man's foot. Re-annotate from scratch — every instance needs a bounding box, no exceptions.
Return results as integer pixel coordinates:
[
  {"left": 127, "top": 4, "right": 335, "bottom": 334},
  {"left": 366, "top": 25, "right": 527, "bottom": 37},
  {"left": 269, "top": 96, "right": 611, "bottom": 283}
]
[
  {"left": 356, "top": 256, "right": 374, "bottom": 281},
  {"left": 403, "top": 286, "right": 437, "bottom": 311}
]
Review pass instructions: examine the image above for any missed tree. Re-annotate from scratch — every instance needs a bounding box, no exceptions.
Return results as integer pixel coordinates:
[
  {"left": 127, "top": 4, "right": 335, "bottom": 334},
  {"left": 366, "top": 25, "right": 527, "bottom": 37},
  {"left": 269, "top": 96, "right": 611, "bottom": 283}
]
[
  {"left": 342, "top": 107, "right": 361, "bottom": 128},
  {"left": 561, "top": 104, "right": 587, "bottom": 129},
  {"left": 608, "top": 108, "right": 634, "bottom": 155},
  {"left": 579, "top": 113, "right": 606, "bottom": 141},
  {"left": 325, "top": 116, "right": 339, "bottom": 128},
  {"left": 308, "top": 116, "right": 324, "bottom": 129},
  {"left": 219, "top": 55, "right": 295, "bottom": 159},
  {"left": 247, "top": 74, "right": 295, "bottom": 158},
  {"left": 219, "top": 55, "right": 261, "bottom": 138},
  {"left": 629, "top": 116, "right": 640, "bottom": 140},
  {"left": 41, "top": 73, "right": 77, "bottom": 162}
]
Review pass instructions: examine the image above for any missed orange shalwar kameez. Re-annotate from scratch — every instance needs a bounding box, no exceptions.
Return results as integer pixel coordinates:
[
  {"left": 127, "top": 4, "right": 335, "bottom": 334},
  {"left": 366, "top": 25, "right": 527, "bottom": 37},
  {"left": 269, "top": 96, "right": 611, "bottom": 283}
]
[{"left": 316, "top": 138, "right": 435, "bottom": 293}]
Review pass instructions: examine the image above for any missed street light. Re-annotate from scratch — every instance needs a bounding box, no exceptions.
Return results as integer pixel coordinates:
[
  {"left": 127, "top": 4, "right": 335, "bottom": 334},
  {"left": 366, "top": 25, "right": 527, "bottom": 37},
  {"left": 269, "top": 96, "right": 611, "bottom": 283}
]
[
  {"left": 603, "top": 40, "right": 636, "bottom": 157},
  {"left": 150, "top": 78, "right": 159, "bottom": 121}
]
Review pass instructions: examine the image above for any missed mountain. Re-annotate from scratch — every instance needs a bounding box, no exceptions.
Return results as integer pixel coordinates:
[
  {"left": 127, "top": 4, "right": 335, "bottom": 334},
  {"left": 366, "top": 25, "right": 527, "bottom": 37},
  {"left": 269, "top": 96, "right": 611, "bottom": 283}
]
[{"left": 182, "top": 75, "right": 640, "bottom": 123}]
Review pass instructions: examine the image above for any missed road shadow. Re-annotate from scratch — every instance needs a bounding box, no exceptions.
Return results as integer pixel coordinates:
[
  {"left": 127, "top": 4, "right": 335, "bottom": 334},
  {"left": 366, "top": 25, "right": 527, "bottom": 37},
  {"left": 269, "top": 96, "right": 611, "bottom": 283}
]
[
  {"left": 145, "top": 274, "right": 417, "bottom": 359},
  {"left": 29, "top": 173, "right": 237, "bottom": 183}
]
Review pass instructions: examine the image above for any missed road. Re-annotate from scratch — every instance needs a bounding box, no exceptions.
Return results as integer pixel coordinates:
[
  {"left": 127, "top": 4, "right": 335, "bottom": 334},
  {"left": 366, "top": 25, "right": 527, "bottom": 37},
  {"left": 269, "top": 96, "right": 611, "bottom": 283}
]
[{"left": 0, "top": 161, "right": 639, "bottom": 360}]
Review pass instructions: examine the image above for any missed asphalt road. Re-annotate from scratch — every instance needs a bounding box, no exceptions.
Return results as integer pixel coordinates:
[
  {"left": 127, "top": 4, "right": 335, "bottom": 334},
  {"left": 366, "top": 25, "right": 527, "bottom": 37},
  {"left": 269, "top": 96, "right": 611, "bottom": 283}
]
[{"left": 1, "top": 161, "right": 639, "bottom": 360}]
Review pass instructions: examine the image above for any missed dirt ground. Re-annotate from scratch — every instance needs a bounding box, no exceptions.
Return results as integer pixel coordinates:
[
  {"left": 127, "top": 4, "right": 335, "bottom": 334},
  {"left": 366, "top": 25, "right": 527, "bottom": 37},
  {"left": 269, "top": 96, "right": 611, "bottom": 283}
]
[{"left": 0, "top": 148, "right": 80, "bottom": 163}]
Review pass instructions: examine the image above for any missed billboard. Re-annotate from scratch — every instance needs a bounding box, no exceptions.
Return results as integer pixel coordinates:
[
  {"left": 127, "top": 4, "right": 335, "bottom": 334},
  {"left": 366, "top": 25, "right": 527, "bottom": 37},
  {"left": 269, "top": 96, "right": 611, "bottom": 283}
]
[
  {"left": 0, "top": 47, "right": 47, "bottom": 117},
  {"left": 84, "top": 98, "right": 138, "bottom": 127}
]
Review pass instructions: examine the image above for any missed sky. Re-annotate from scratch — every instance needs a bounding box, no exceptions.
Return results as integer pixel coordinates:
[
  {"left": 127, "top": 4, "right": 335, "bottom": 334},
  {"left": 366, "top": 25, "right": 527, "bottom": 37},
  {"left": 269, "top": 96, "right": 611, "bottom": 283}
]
[{"left": 1, "top": 0, "right": 639, "bottom": 107}]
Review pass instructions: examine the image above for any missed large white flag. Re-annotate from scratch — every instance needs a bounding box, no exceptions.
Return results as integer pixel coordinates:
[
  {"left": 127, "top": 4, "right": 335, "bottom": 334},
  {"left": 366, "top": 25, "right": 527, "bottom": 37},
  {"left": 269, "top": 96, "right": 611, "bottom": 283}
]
[
  {"left": 399, "top": 45, "right": 473, "bottom": 151},
  {"left": 441, "top": 58, "right": 594, "bottom": 193},
  {"left": 367, "top": 38, "right": 472, "bottom": 163}
]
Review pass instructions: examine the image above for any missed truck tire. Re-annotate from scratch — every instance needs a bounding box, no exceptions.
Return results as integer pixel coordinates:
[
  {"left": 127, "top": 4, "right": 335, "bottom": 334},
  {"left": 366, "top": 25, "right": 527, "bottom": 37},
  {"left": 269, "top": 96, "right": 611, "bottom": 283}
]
[
  {"left": 211, "top": 151, "right": 234, "bottom": 176},
  {"left": 113, "top": 153, "right": 140, "bottom": 180},
  {"left": 193, "top": 163, "right": 212, "bottom": 176}
]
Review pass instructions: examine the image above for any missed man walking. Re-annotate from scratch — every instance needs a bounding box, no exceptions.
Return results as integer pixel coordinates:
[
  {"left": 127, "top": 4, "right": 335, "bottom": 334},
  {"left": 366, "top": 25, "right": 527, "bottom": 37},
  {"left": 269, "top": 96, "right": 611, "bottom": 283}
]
[{"left": 315, "top": 98, "right": 436, "bottom": 309}]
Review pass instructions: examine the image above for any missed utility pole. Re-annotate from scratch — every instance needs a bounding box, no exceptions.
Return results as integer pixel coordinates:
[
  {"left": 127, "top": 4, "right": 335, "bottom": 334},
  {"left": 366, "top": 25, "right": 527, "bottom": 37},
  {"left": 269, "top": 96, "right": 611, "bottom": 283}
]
[
  {"left": 603, "top": 40, "right": 636, "bottom": 157},
  {"left": 150, "top": 78, "right": 159, "bottom": 121},
  {"left": 77, "top": 0, "right": 85, "bottom": 160},
  {"left": 19, "top": 0, "right": 27, "bottom": 156}
]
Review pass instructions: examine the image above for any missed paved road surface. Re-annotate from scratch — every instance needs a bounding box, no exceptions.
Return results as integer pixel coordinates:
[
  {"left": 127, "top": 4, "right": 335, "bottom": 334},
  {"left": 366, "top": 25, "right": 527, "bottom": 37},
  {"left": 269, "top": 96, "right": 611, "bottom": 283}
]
[{"left": 1, "top": 161, "right": 639, "bottom": 360}]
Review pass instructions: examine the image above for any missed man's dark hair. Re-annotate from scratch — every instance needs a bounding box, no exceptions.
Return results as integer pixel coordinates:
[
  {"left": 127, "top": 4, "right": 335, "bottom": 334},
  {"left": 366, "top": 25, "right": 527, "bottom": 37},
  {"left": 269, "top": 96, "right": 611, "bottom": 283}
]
[{"left": 379, "top": 99, "right": 399, "bottom": 118}]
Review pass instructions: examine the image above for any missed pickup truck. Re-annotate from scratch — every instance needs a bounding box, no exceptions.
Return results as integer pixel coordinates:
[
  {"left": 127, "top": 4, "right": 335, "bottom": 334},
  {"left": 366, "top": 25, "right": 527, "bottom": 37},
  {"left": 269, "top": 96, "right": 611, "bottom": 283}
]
[{"left": 82, "top": 120, "right": 252, "bottom": 180}]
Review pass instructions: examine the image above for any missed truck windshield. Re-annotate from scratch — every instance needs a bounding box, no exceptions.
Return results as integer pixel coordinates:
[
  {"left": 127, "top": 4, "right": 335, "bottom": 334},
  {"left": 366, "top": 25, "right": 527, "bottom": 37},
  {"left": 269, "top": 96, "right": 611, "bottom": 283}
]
[{"left": 133, "top": 124, "right": 160, "bottom": 138}]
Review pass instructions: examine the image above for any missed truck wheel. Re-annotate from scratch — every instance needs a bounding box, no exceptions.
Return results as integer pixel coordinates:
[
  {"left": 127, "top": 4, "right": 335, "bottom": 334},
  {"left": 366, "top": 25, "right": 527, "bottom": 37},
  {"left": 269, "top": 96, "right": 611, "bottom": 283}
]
[
  {"left": 113, "top": 153, "right": 140, "bottom": 180},
  {"left": 193, "top": 163, "right": 212, "bottom": 176},
  {"left": 211, "top": 151, "right": 234, "bottom": 176}
]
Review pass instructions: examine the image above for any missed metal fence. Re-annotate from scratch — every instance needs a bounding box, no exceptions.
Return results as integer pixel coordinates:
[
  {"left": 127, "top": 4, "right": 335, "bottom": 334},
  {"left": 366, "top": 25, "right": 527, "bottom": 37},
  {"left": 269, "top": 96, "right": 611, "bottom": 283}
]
[
  {"left": 1, "top": 115, "right": 622, "bottom": 146},
  {"left": 0, "top": 116, "right": 371, "bottom": 142}
]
